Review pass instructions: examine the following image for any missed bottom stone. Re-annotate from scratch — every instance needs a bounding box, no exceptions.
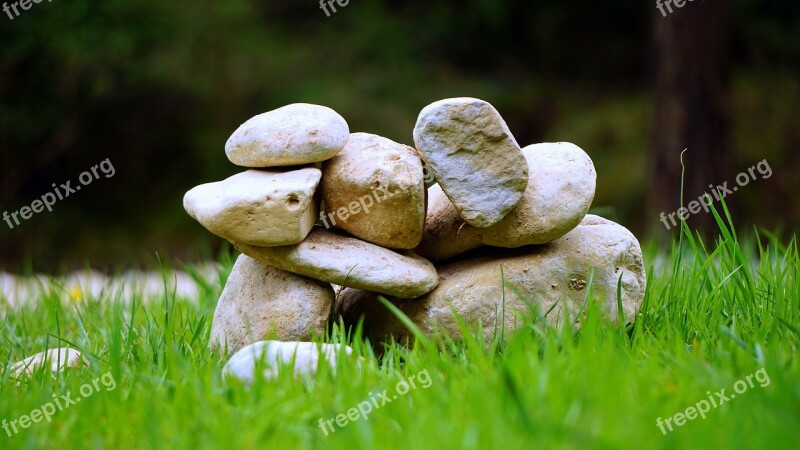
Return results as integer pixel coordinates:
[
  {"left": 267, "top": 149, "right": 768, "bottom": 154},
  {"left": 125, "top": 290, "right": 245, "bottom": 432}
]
[
  {"left": 337, "top": 215, "right": 646, "bottom": 346},
  {"left": 210, "top": 255, "right": 334, "bottom": 353}
]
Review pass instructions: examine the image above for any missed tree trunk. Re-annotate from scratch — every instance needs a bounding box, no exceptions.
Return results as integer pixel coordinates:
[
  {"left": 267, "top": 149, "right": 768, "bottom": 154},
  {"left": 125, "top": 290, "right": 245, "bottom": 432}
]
[{"left": 650, "top": 1, "right": 732, "bottom": 235}]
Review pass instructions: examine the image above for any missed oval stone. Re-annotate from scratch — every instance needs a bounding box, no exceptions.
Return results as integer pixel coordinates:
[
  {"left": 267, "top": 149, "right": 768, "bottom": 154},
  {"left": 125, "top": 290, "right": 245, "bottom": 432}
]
[{"left": 226, "top": 104, "right": 349, "bottom": 167}]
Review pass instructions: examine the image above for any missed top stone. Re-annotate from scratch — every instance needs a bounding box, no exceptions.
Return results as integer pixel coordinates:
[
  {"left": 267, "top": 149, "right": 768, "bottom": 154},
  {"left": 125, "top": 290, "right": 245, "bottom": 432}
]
[
  {"left": 226, "top": 104, "right": 350, "bottom": 167},
  {"left": 413, "top": 97, "right": 528, "bottom": 228}
]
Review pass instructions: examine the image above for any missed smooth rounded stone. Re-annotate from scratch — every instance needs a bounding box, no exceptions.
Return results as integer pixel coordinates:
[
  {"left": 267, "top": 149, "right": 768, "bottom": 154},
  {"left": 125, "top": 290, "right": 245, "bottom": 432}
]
[
  {"left": 225, "top": 104, "right": 349, "bottom": 167},
  {"left": 234, "top": 228, "right": 439, "bottom": 298},
  {"left": 10, "top": 348, "right": 88, "bottom": 378},
  {"left": 183, "top": 168, "right": 321, "bottom": 247},
  {"left": 210, "top": 255, "right": 334, "bottom": 353},
  {"left": 413, "top": 97, "right": 528, "bottom": 228},
  {"left": 222, "top": 341, "right": 354, "bottom": 385},
  {"left": 338, "top": 215, "right": 646, "bottom": 346},
  {"left": 416, "top": 142, "right": 597, "bottom": 261},
  {"left": 320, "top": 132, "right": 426, "bottom": 249}
]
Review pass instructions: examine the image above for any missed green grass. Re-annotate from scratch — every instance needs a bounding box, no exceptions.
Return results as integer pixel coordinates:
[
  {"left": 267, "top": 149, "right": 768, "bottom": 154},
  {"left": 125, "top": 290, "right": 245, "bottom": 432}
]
[{"left": 1, "top": 210, "right": 799, "bottom": 449}]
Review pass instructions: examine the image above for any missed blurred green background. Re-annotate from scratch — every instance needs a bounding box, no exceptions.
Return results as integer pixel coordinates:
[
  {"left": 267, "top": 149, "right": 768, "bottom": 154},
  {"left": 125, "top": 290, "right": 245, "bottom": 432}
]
[{"left": 1, "top": 0, "right": 798, "bottom": 271}]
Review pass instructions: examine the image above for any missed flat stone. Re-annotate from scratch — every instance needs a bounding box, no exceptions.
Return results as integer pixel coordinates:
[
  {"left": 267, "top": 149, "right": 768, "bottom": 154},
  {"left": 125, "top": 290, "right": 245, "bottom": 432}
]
[
  {"left": 413, "top": 97, "right": 528, "bottom": 228},
  {"left": 10, "top": 348, "right": 88, "bottom": 378},
  {"left": 210, "top": 255, "right": 334, "bottom": 353},
  {"left": 320, "top": 132, "right": 426, "bottom": 249},
  {"left": 183, "top": 168, "right": 320, "bottom": 247},
  {"left": 338, "top": 215, "right": 646, "bottom": 346},
  {"left": 226, "top": 103, "right": 349, "bottom": 167},
  {"left": 416, "top": 142, "right": 596, "bottom": 261},
  {"left": 234, "top": 228, "right": 439, "bottom": 298},
  {"left": 222, "top": 341, "right": 354, "bottom": 385}
]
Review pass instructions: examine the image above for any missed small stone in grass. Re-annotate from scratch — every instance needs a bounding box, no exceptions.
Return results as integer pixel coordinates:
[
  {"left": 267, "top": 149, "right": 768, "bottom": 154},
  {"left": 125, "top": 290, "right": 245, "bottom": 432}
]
[
  {"left": 222, "top": 341, "right": 354, "bottom": 385},
  {"left": 9, "top": 348, "right": 88, "bottom": 379}
]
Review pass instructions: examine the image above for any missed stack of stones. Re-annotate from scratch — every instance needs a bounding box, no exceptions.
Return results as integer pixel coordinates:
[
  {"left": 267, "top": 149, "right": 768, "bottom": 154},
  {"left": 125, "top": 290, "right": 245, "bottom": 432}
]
[{"left": 184, "top": 98, "right": 646, "bottom": 353}]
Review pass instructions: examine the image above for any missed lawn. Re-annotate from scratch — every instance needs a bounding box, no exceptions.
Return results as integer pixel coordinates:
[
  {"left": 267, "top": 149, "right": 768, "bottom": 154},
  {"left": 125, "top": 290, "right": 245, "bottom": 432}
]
[{"left": 1, "top": 212, "right": 799, "bottom": 449}]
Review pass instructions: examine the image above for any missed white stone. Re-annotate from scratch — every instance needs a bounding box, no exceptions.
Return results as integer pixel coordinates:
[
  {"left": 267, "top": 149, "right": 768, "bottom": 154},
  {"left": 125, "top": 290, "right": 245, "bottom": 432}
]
[
  {"left": 226, "top": 104, "right": 349, "bottom": 167},
  {"left": 222, "top": 341, "right": 353, "bottom": 385},
  {"left": 183, "top": 168, "right": 321, "bottom": 247},
  {"left": 10, "top": 348, "right": 88, "bottom": 378}
]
